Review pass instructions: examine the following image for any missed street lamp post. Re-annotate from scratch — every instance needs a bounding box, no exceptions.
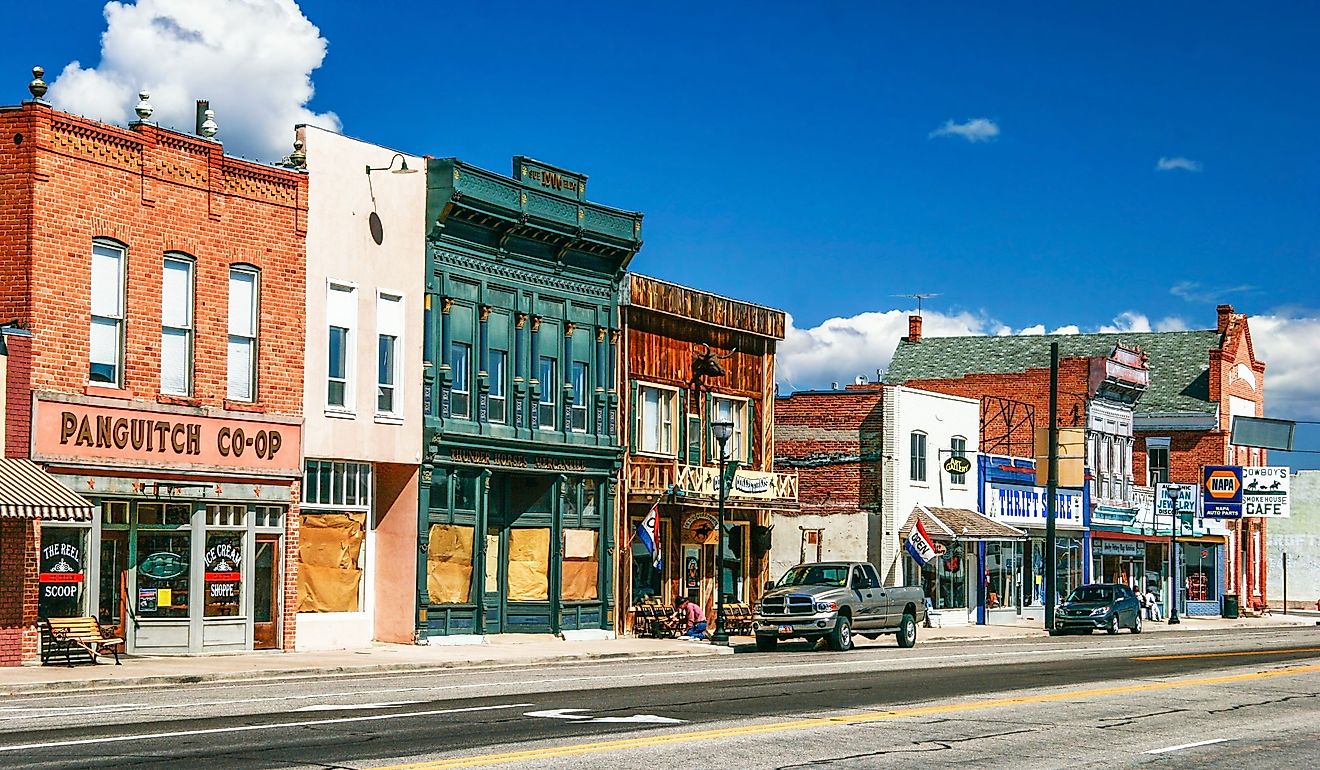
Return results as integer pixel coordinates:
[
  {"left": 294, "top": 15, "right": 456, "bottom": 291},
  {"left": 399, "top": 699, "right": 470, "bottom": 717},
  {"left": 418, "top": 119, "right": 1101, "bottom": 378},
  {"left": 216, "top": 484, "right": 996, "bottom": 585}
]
[
  {"left": 1167, "top": 485, "right": 1180, "bottom": 625},
  {"left": 710, "top": 420, "right": 735, "bottom": 645}
]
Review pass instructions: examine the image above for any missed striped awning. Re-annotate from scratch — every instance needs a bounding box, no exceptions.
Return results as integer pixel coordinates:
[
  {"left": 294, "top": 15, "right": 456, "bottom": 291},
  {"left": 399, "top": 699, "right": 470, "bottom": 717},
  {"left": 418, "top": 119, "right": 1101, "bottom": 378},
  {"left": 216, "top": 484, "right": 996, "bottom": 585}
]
[{"left": 0, "top": 459, "right": 94, "bottom": 521}]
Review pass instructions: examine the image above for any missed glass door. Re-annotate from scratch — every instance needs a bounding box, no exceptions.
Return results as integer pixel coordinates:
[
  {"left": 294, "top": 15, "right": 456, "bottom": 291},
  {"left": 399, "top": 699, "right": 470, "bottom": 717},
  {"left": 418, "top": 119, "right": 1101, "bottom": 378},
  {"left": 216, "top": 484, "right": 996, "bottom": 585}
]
[
  {"left": 252, "top": 535, "right": 280, "bottom": 649},
  {"left": 483, "top": 525, "right": 505, "bottom": 634}
]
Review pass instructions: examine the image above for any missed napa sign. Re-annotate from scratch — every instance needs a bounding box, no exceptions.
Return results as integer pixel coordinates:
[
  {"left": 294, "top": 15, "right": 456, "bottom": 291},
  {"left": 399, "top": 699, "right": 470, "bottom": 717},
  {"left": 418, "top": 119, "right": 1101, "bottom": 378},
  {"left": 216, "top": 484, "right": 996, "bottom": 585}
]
[{"left": 984, "top": 481, "right": 1086, "bottom": 530}]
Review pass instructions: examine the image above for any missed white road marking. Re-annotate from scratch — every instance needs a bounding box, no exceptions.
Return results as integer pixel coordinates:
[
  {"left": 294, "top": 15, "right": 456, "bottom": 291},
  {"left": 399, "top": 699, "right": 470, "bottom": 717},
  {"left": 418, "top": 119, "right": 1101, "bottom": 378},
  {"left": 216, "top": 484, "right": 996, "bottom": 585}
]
[
  {"left": 1144, "top": 738, "right": 1233, "bottom": 755},
  {"left": 294, "top": 701, "right": 421, "bottom": 712},
  {"left": 525, "top": 708, "right": 684, "bottom": 725},
  {"left": 0, "top": 702, "right": 533, "bottom": 753}
]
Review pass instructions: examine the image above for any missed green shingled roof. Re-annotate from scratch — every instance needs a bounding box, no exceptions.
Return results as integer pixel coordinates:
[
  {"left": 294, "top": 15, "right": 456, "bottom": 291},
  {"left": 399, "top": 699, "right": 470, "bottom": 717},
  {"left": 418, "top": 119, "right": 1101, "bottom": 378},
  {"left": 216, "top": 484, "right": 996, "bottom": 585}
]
[{"left": 884, "top": 329, "right": 1222, "bottom": 416}]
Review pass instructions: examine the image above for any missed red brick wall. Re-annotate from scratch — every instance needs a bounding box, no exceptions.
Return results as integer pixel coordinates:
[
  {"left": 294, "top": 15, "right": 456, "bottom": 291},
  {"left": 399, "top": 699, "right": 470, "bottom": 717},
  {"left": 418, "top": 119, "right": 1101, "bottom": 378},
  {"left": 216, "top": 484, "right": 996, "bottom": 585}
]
[
  {"left": 0, "top": 103, "right": 306, "bottom": 415},
  {"left": 0, "top": 519, "right": 39, "bottom": 666},
  {"left": 4, "top": 332, "right": 32, "bottom": 459},
  {"left": 774, "top": 389, "right": 883, "bottom": 514}
]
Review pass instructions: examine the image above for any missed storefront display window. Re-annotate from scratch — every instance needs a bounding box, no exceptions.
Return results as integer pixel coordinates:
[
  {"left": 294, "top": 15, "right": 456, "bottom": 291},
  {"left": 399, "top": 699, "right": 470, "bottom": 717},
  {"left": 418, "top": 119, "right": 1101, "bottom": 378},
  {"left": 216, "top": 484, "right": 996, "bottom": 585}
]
[
  {"left": 508, "top": 528, "right": 550, "bottom": 602},
  {"left": 721, "top": 523, "right": 747, "bottom": 604},
  {"left": 203, "top": 532, "right": 243, "bottom": 617},
  {"left": 136, "top": 532, "right": 190, "bottom": 619},
  {"left": 38, "top": 526, "right": 88, "bottom": 619},
  {"left": 297, "top": 514, "right": 366, "bottom": 612},
  {"left": 630, "top": 536, "right": 662, "bottom": 602},
  {"left": 426, "top": 523, "right": 474, "bottom": 604},
  {"left": 1184, "top": 545, "right": 1218, "bottom": 602},
  {"left": 920, "top": 545, "right": 967, "bottom": 610},
  {"left": 562, "top": 529, "right": 599, "bottom": 601}
]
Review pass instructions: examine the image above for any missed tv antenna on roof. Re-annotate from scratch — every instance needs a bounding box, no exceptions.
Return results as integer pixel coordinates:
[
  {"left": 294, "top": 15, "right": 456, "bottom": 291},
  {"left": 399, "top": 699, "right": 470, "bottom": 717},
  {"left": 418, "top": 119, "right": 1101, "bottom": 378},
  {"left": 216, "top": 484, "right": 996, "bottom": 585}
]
[{"left": 893, "top": 293, "right": 941, "bottom": 315}]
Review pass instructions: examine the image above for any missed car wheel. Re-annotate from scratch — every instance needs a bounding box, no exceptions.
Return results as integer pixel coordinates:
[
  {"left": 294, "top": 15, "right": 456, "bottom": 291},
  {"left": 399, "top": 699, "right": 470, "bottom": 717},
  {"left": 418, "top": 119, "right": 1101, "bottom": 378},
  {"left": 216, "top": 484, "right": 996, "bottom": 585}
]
[
  {"left": 1132, "top": 613, "right": 1142, "bottom": 634},
  {"left": 755, "top": 636, "right": 778, "bottom": 652},
  {"left": 826, "top": 616, "right": 853, "bottom": 651},
  {"left": 1107, "top": 615, "right": 1119, "bottom": 635},
  {"left": 896, "top": 613, "right": 917, "bottom": 648}
]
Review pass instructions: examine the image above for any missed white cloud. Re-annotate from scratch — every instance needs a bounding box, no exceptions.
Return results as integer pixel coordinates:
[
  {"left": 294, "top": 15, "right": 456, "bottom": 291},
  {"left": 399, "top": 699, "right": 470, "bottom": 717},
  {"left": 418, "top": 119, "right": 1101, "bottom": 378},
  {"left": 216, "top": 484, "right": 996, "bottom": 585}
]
[
  {"left": 1248, "top": 315, "right": 1320, "bottom": 421},
  {"left": 1156, "top": 156, "right": 1203, "bottom": 172},
  {"left": 929, "top": 118, "right": 1000, "bottom": 143},
  {"left": 50, "top": 0, "right": 339, "bottom": 161}
]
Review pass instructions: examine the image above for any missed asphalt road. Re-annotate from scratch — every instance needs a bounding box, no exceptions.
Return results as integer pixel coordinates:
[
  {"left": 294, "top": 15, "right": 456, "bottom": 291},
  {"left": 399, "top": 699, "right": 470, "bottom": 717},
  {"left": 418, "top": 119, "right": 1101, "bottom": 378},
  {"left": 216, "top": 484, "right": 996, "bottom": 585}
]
[{"left": 2, "top": 626, "right": 1318, "bottom": 769}]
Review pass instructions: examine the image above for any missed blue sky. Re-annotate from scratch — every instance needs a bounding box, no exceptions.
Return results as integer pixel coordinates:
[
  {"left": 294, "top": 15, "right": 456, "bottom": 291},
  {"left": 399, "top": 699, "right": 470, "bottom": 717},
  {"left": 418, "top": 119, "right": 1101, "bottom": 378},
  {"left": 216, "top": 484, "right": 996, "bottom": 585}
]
[{"left": 7, "top": 1, "right": 1319, "bottom": 466}]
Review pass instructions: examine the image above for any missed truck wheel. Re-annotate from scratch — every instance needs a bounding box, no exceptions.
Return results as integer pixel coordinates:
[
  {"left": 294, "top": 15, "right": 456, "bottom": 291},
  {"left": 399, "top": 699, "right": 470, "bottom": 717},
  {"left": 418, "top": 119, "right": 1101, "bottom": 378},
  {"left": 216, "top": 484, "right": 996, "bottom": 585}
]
[
  {"left": 826, "top": 616, "right": 853, "bottom": 651},
  {"left": 896, "top": 613, "right": 917, "bottom": 648},
  {"left": 755, "top": 636, "right": 778, "bottom": 652}
]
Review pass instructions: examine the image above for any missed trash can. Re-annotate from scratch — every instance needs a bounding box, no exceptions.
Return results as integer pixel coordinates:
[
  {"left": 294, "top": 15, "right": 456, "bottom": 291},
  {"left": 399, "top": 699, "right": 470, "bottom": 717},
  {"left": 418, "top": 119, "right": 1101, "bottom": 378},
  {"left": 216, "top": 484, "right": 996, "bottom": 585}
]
[{"left": 1223, "top": 593, "right": 1240, "bottom": 619}]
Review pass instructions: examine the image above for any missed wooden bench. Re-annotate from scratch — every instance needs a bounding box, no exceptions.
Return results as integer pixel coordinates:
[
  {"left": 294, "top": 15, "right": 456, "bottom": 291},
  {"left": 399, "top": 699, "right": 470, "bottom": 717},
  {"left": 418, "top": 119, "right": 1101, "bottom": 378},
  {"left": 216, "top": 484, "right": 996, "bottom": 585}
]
[
  {"left": 41, "top": 617, "right": 124, "bottom": 666},
  {"left": 720, "top": 603, "right": 754, "bottom": 636}
]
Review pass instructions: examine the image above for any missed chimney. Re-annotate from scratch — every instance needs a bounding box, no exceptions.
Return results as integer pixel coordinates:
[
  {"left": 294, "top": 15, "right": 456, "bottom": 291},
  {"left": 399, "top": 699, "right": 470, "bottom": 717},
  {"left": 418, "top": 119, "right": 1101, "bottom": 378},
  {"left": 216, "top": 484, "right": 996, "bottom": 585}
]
[
  {"left": 830, "top": 382, "right": 840, "bottom": 391},
  {"left": 194, "top": 100, "right": 209, "bottom": 136},
  {"left": 855, "top": 375, "right": 868, "bottom": 386},
  {"left": 1216, "top": 304, "right": 1234, "bottom": 334},
  {"left": 906, "top": 314, "right": 923, "bottom": 342}
]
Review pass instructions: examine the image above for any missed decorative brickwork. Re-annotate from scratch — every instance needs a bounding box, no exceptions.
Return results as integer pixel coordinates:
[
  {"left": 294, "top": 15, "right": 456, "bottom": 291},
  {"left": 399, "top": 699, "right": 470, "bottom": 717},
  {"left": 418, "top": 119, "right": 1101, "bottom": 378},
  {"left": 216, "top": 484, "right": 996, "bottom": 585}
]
[{"left": 0, "top": 519, "right": 39, "bottom": 666}]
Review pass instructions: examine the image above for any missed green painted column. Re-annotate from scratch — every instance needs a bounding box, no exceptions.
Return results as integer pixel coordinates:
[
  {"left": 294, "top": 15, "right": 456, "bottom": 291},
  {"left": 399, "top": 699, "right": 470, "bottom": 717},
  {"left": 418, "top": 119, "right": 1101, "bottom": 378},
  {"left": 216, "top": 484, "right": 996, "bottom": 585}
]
[{"left": 415, "top": 463, "right": 433, "bottom": 641}]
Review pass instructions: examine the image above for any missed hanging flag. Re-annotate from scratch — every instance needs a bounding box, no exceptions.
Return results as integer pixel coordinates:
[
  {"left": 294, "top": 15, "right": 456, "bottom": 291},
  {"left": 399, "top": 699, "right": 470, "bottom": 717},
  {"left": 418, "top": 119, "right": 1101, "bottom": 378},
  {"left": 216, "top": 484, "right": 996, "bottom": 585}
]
[
  {"left": 636, "top": 503, "right": 662, "bottom": 570},
  {"left": 905, "top": 518, "right": 938, "bottom": 566}
]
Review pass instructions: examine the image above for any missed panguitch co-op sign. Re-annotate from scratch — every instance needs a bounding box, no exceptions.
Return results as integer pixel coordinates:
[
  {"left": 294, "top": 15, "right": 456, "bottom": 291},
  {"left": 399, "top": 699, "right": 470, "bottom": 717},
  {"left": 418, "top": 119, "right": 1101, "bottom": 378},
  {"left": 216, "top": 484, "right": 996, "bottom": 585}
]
[{"left": 32, "top": 397, "right": 301, "bottom": 476}]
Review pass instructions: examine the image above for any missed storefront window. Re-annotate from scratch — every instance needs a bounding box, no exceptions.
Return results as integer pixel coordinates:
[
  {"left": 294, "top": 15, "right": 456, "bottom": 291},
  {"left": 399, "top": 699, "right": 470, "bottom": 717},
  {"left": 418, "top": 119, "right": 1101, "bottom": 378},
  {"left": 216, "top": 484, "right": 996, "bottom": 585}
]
[
  {"left": 1184, "top": 545, "right": 1218, "bottom": 601},
  {"left": 984, "top": 541, "right": 1020, "bottom": 608},
  {"left": 38, "top": 527, "right": 88, "bottom": 619},
  {"left": 562, "top": 529, "right": 599, "bottom": 601},
  {"left": 630, "top": 536, "right": 662, "bottom": 602},
  {"left": 136, "top": 532, "right": 191, "bottom": 618},
  {"left": 203, "top": 532, "right": 243, "bottom": 617},
  {"left": 721, "top": 523, "right": 747, "bottom": 604},
  {"left": 920, "top": 544, "right": 967, "bottom": 610}
]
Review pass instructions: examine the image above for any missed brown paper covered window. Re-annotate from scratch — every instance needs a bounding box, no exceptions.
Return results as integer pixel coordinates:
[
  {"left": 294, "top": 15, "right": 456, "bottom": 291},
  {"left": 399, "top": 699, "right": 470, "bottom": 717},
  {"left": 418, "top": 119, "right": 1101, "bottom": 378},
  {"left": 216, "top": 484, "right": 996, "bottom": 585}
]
[
  {"left": 427, "top": 524, "right": 474, "bottom": 604},
  {"left": 297, "top": 513, "right": 366, "bottom": 612},
  {"left": 561, "top": 529, "right": 599, "bottom": 601},
  {"left": 507, "top": 528, "right": 550, "bottom": 602}
]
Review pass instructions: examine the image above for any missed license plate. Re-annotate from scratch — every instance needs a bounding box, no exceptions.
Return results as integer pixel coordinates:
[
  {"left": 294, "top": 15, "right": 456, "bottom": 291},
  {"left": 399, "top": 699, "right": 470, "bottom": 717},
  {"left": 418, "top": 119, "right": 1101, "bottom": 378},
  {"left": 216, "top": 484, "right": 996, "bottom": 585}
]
[{"left": 778, "top": 625, "right": 794, "bottom": 635}]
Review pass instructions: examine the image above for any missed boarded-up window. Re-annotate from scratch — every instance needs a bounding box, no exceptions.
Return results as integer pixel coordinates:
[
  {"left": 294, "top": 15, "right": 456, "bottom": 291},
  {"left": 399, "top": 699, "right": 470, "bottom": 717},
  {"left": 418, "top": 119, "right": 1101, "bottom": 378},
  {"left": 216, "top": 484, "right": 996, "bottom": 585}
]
[
  {"left": 427, "top": 524, "right": 474, "bottom": 604},
  {"left": 562, "top": 529, "right": 599, "bottom": 601},
  {"left": 507, "top": 528, "right": 550, "bottom": 602},
  {"left": 297, "top": 514, "right": 365, "bottom": 612}
]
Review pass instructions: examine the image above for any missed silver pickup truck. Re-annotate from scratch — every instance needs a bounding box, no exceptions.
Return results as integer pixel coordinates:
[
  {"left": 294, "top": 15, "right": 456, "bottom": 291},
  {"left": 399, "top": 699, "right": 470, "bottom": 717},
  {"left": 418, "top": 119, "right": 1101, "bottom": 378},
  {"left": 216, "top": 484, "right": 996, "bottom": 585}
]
[{"left": 752, "top": 561, "right": 926, "bottom": 652}]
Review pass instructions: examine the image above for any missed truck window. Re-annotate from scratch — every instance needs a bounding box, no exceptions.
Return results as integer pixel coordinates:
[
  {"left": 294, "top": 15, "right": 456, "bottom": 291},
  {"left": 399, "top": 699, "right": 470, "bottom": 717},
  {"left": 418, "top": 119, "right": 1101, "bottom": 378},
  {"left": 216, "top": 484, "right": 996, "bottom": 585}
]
[
  {"left": 862, "top": 564, "right": 882, "bottom": 588},
  {"left": 851, "top": 566, "right": 870, "bottom": 589}
]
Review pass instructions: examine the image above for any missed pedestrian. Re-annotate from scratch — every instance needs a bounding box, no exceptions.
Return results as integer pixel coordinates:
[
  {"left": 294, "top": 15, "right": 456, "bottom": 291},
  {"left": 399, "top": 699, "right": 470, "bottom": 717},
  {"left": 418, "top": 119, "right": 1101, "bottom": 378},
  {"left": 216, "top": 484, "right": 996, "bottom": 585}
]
[
  {"left": 1145, "top": 586, "right": 1161, "bottom": 621},
  {"left": 675, "top": 596, "right": 707, "bottom": 640}
]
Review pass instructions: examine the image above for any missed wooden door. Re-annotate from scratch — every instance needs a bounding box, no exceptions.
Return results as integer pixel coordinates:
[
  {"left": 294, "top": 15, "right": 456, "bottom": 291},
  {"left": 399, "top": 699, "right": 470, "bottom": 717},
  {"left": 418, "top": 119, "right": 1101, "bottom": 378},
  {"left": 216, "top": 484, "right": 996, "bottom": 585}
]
[{"left": 253, "top": 535, "right": 280, "bottom": 649}]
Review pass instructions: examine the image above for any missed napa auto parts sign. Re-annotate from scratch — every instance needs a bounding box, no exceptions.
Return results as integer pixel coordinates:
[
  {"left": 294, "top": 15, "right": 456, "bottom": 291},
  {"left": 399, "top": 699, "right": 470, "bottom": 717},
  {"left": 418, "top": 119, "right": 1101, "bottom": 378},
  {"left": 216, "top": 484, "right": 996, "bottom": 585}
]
[{"left": 1243, "top": 466, "right": 1290, "bottom": 518}]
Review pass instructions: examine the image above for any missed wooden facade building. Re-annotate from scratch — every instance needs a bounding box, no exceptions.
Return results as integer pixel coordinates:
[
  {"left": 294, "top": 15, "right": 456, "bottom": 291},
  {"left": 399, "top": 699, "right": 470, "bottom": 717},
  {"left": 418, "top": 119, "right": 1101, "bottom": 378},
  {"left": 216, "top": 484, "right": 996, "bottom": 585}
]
[{"left": 619, "top": 274, "right": 796, "bottom": 632}]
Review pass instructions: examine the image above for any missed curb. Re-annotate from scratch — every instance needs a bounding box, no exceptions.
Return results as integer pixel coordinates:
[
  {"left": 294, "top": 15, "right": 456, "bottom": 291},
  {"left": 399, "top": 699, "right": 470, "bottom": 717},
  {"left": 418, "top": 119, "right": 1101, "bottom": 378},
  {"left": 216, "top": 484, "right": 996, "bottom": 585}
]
[{"left": 0, "top": 645, "right": 733, "bottom": 697}]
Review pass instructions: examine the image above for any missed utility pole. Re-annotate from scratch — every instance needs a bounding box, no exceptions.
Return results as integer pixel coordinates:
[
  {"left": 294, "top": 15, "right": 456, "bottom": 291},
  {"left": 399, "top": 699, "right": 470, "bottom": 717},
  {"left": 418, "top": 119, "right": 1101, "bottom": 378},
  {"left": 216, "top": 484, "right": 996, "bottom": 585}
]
[{"left": 1044, "top": 342, "right": 1059, "bottom": 632}]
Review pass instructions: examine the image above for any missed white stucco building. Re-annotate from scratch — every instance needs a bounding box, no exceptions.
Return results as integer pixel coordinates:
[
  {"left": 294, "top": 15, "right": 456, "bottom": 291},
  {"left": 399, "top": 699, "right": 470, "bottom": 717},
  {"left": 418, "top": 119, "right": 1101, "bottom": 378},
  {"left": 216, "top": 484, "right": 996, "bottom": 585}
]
[{"left": 295, "top": 126, "right": 426, "bottom": 650}]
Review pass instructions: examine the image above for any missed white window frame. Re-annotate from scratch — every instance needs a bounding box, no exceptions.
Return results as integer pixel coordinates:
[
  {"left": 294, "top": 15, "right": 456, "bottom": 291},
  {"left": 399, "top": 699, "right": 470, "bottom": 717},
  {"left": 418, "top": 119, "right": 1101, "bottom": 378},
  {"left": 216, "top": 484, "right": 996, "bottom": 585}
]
[
  {"left": 636, "top": 383, "right": 678, "bottom": 456},
  {"left": 451, "top": 341, "right": 472, "bottom": 420},
  {"left": 1147, "top": 442, "right": 1170, "bottom": 486},
  {"left": 227, "top": 266, "right": 260, "bottom": 402},
  {"left": 375, "top": 291, "right": 403, "bottom": 418},
  {"left": 538, "top": 356, "right": 557, "bottom": 430},
  {"left": 712, "top": 395, "right": 748, "bottom": 461},
  {"left": 160, "top": 253, "right": 194, "bottom": 396},
  {"left": 570, "top": 361, "right": 589, "bottom": 433},
  {"left": 910, "top": 431, "right": 928, "bottom": 482},
  {"left": 488, "top": 349, "right": 508, "bottom": 424},
  {"left": 89, "top": 240, "right": 126, "bottom": 387},
  {"left": 326, "top": 281, "right": 357, "bottom": 414}
]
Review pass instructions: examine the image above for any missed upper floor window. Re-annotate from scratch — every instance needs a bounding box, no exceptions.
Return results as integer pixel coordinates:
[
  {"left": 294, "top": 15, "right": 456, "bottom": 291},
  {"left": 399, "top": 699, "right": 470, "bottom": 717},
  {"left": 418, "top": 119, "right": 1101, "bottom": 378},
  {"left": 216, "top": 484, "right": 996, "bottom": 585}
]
[
  {"left": 637, "top": 384, "right": 677, "bottom": 455},
  {"left": 89, "top": 241, "right": 126, "bottom": 386},
  {"left": 713, "top": 396, "right": 747, "bottom": 461},
  {"left": 160, "top": 254, "right": 194, "bottom": 396},
  {"left": 376, "top": 292, "right": 403, "bottom": 416},
  {"left": 451, "top": 341, "right": 472, "bottom": 419},
  {"left": 488, "top": 349, "right": 508, "bottom": 423},
  {"left": 226, "top": 267, "right": 259, "bottom": 401},
  {"left": 570, "top": 362, "right": 589, "bottom": 433},
  {"left": 910, "top": 431, "right": 928, "bottom": 482},
  {"left": 538, "top": 356, "right": 557, "bottom": 430},
  {"left": 949, "top": 436, "right": 967, "bottom": 485},
  {"left": 326, "top": 282, "right": 356, "bottom": 410},
  {"left": 1148, "top": 443, "right": 1170, "bottom": 485}
]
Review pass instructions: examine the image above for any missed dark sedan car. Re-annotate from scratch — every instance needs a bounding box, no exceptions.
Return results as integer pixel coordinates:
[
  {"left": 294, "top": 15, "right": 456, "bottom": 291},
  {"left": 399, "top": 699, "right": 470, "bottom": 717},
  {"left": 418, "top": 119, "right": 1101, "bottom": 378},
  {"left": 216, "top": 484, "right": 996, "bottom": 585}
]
[{"left": 1051, "top": 583, "right": 1143, "bottom": 635}]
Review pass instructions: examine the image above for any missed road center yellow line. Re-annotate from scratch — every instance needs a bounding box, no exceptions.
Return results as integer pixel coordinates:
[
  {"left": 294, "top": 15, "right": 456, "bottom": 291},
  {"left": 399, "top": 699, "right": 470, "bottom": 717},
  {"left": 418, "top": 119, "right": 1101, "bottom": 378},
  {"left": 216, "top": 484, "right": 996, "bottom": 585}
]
[
  {"left": 1132, "top": 646, "right": 1320, "bottom": 661},
  {"left": 377, "top": 662, "right": 1320, "bottom": 769}
]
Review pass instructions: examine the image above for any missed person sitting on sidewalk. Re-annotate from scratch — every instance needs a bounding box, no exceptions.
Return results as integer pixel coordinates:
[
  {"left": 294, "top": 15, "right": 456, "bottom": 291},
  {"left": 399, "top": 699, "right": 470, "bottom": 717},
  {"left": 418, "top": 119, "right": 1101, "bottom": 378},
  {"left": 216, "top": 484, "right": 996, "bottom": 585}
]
[
  {"left": 676, "top": 596, "right": 708, "bottom": 640},
  {"left": 1145, "top": 587, "right": 1162, "bottom": 621}
]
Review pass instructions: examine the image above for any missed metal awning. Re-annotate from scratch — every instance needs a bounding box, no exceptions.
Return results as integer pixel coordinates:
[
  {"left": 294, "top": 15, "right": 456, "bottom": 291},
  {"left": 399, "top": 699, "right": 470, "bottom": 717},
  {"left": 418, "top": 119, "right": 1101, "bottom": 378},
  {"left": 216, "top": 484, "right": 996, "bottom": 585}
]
[
  {"left": 0, "top": 459, "right": 94, "bottom": 521},
  {"left": 900, "top": 505, "right": 1027, "bottom": 542}
]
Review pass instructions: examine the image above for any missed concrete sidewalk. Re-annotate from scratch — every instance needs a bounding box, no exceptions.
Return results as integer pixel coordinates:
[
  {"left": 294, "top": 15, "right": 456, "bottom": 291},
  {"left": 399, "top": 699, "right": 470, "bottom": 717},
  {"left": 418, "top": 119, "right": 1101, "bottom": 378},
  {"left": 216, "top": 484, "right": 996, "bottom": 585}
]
[{"left": 3, "top": 613, "right": 1314, "bottom": 695}]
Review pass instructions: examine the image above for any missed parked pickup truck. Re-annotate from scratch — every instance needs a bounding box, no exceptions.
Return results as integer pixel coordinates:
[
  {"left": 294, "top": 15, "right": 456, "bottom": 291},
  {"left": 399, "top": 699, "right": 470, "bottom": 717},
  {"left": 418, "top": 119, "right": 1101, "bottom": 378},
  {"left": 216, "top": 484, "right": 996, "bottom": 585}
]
[{"left": 752, "top": 561, "right": 926, "bottom": 652}]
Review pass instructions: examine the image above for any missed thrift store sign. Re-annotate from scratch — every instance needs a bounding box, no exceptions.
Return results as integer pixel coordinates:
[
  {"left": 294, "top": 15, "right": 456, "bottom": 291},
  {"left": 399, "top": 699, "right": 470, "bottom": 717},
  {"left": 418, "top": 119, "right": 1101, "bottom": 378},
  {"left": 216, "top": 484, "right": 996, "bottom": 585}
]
[{"left": 984, "top": 482, "right": 1085, "bottom": 530}]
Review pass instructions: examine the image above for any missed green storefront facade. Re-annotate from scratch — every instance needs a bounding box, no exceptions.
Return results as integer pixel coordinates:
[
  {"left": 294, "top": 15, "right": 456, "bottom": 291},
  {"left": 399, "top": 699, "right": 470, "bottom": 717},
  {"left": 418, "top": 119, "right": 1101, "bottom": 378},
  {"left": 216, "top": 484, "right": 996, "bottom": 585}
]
[{"left": 418, "top": 157, "right": 642, "bottom": 638}]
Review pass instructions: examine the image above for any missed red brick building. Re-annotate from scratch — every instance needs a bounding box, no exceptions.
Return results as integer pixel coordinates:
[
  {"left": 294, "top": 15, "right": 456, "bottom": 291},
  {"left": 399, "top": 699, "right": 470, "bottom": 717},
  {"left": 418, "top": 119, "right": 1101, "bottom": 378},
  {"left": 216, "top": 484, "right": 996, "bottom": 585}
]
[
  {"left": 0, "top": 81, "right": 306, "bottom": 663},
  {"left": 885, "top": 305, "right": 1269, "bottom": 615}
]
